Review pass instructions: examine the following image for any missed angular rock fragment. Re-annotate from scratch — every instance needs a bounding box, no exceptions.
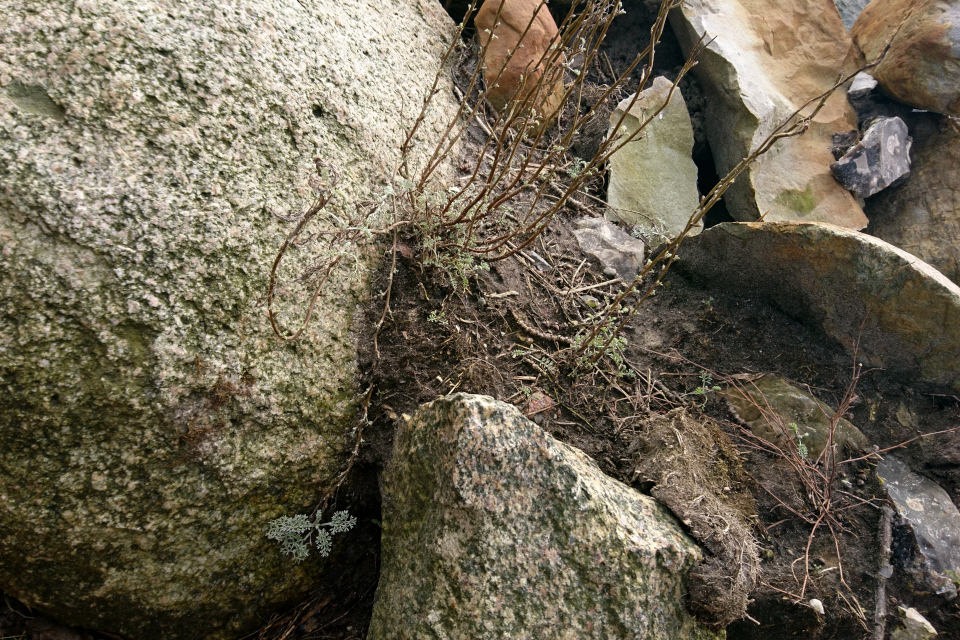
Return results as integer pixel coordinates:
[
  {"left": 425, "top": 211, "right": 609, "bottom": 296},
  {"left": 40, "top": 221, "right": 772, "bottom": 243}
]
[
  {"left": 851, "top": 0, "right": 960, "bottom": 117},
  {"left": 476, "top": 0, "right": 565, "bottom": 129},
  {"left": 669, "top": 0, "right": 868, "bottom": 229},
  {"left": 606, "top": 76, "right": 701, "bottom": 241},
  {"left": 867, "top": 115, "right": 960, "bottom": 286},
  {"left": 678, "top": 222, "right": 960, "bottom": 389},
  {"left": 891, "top": 607, "right": 939, "bottom": 640},
  {"left": 573, "top": 217, "right": 646, "bottom": 281},
  {"left": 723, "top": 376, "right": 869, "bottom": 459},
  {"left": 878, "top": 456, "right": 960, "bottom": 598},
  {"left": 831, "top": 116, "right": 912, "bottom": 199},
  {"left": 369, "top": 394, "right": 720, "bottom": 640},
  {"left": 847, "top": 71, "right": 879, "bottom": 99}
]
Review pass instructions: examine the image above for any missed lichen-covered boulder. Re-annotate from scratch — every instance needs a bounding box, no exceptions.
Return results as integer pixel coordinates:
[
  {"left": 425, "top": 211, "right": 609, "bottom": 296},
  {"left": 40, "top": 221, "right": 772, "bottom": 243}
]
[
  {"left": 368, "top": 394, "right": 721, "bottom": 640},
  {"left": 669, "top": 0, "right": 868, "bottom": 229},
  {"left": 851, "top": 0, "right": 960, "bottom": 117},
  {"left": 678, "top": 222, "right": 960, "bottom": 389},
  {"left": 0, "top": 1, "right": 457, "bottom": 638}
]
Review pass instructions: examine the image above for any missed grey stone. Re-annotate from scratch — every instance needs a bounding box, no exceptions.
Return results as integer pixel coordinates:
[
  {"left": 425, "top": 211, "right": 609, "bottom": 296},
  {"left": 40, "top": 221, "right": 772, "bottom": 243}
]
[
  {"left": 891, "top": 607, "right": 938, "bottom": 640},
  {"left": 678, "top": 222, "right": 960, "bottom": 389},
  {"left": 831, "top": 116, "right": 912, "bottom": 199},
  {"left": 573, "top": 217, "right": 646, "bottom": 281},
  {"left": 368, "top": 394, "right": 721, "bottom": 640},
  {"left": 867, "top": 115, "right": 960, "bottom": 286},
  {"left": 669, "top": 0, "right": 868, "bottom": 229},
  {"left": 723, "top": 376, "right": 869, "bottom": 459},
  {"left": 0, "top": 1, "right": 458, "bottom": 638},
  {"left": 833, "top": 0, "right": 871, "bottom": 30},
  {"left": 847, "top": 71, "right": 879, "bottom": 99},
  {"left": 606, "top": 76, "right": 701, "bottom": 241},
  {"left": 878, "top": 456, "right": 960, "bottom": 598}
]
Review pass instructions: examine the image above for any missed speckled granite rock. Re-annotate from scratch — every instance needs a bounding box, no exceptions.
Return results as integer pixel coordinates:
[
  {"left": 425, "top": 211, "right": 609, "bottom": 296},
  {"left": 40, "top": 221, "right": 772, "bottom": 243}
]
[
  {"left": 0, "top": 1, "right": 457, "bottom": 638},
  {"left": 867, "top": 115, "right": 960, "bottom": 286},
  {"left": 670, "top": 0, "right": 867, "bottom": 229},
  {"left": 851, "top": 0, "right": 960, "bottom": 116},
  {"left": 678, "top": 222, "right": 960, "bottom": 389},
  {"left": 368, "top": 394, "right": 721, "bottom": 640}
]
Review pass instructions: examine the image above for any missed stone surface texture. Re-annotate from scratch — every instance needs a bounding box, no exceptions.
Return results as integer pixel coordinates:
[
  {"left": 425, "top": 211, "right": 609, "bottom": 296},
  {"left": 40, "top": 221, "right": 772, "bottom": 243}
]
[
  {"left": 573, "top": 217, "right": 646, "bottom": 281},
  {"left": 851, "top": 0, "right": 960, "bottom": 117},
  {"left": 878, "top": 456, "right": 960, "bottom": 598},
  {"left": 476, "top": 0, "right": 565, "bottom": 128},
  {"left": 670, "top": 0, "right": 868, "bottom": 229},
  {"left": 0, "top": 1, "right": 458, "bottom": 638},
  {"left": 368, "top": 394, "right": 721, "bottom": 640},
  {"left": 606, "top": 76, "right": 701, "bottom": 241},
  {"left": 830, "top": 116, "right": 912, "bottom": 199},
  {"left": 723, "top": 376, "right": 869, "bottom": 459},
  {"left": 891, "top": 607, "right": 939, "bottom": 640},
  {"left": 867, "top": 115, "right": 960, "bottom": 286},
  {"left": 833, "top": 0, "right": 871, "bottom": 30},
  {"left": 678, "top": 222, "right": 960, "bottom": 389}
]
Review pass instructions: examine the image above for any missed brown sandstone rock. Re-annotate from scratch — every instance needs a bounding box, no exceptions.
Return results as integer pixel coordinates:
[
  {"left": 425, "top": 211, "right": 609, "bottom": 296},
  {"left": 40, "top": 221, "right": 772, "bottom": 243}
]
[
  {"left": 678, "top": 221, "right": 960, "bottom": 389},
  {"left": 476, "top": 0, "right": 565, "bottom": 129},
  {"left": 670, "top": 0, "right": 868, "bottom": 229},
  {"left": 851, "top": 0, "right": 960, "bottom": 117}
]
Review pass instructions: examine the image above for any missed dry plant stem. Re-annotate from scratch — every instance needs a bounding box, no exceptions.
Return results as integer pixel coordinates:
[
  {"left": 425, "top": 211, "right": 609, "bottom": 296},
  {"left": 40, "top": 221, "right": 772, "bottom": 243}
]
[
  {"left": 266, "top": 161, "right": 344, "bottom": 342},
  {"left": 873, "top": 506, "right": 893, "bottom": 640},
  {"left": 465, "top": 3, "right": 701, "bottom": 259}
]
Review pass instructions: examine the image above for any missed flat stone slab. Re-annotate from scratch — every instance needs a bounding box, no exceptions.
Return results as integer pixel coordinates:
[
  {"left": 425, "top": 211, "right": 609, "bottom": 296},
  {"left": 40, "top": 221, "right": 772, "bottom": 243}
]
[
  {"left": 368, "top": 394, "right": 720, "bottom": 640},
  {"left": 678, "top": 222, "right": 960, "bottom": 389}
]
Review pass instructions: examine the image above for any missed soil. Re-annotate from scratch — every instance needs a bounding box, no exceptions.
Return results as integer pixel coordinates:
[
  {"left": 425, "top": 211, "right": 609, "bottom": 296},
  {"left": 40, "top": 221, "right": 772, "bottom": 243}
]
[{"left": 4, "top": 3, "right": 959, "bottom": 640}]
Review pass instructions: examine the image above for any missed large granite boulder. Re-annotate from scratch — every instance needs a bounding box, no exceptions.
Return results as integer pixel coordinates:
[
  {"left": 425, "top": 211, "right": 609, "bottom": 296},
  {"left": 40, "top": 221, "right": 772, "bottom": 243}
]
[
  {"left": 669, "top": 0, "right": 868, "bottom": 229},
  {"left": 368, "top": 394, "right": 721, "bottom": 640},
  {"left": 606, "top": 76, "right": 702, "bottom": 242},
  {"left": 851, "top": 0, "right": 960, "bottom": 117},
  {"left": 678, "top": 222, "right": 960, "bottom": 389},
  {"left": 867, "top": 115, "right": 960, "bottom": 286},
  {"left": 0, "top": 1, "right": 458, "bottom": 638}
]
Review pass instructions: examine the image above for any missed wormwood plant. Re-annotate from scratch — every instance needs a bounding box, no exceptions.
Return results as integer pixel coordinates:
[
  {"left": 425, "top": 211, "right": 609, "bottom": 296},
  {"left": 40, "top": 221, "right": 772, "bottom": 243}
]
[{"left": 266, "top": 510, "right": 357, "bottom": 563}]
